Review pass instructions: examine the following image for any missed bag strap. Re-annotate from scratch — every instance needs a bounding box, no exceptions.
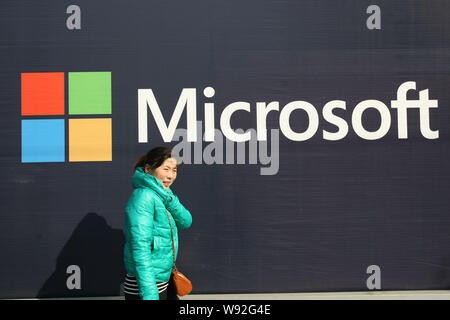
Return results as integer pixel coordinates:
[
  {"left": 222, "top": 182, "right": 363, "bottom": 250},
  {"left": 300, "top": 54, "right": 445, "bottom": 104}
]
[{"left": 165, "top": 209, "right": 177, "bottom": 270}]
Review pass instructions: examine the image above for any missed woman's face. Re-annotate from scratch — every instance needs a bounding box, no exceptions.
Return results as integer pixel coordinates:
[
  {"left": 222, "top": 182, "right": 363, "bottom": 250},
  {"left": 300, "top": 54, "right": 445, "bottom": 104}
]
[{"left": 146, "top": 157, "right": 178, "bottom": 190}]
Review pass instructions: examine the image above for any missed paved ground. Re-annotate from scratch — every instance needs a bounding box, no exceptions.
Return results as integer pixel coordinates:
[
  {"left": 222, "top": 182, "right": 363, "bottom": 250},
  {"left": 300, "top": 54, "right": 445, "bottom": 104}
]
[
  {"left": 14, "top": 290, "right": 450, "bottom": 300},
  {"left": 182, "top": 290, "right": 450, "bottom": 300}
]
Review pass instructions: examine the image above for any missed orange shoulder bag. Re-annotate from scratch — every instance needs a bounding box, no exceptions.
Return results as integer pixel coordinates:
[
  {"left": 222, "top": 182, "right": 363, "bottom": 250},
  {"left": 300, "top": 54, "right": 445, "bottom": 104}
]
[{"left": 165, "top": 210, "right": 193, "bottom": 296}]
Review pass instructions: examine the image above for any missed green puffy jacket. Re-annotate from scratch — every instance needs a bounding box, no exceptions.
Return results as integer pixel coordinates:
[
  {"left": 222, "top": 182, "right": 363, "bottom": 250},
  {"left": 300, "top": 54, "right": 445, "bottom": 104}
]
[{"left": 123, "top": 167, "right": 192, "bottom": 300}]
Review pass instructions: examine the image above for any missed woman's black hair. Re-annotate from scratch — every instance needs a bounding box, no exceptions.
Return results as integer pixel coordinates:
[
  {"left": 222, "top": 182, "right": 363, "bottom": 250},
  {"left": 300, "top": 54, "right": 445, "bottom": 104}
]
[{"left": 133, "top": 146, "right": 179, "bottom": 172}]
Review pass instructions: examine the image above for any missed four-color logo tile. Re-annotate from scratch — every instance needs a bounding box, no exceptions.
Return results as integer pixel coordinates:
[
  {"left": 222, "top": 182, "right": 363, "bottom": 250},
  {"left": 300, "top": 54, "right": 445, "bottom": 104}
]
[{"left": 21, "top": 72, "right": 112, "bottom": 163}]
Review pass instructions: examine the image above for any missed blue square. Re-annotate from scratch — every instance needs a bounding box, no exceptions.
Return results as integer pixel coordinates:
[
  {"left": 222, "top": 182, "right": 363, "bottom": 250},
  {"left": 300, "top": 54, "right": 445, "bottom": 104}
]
[{"left": 22, "top": 119, "right": 65, "bottom": 163}]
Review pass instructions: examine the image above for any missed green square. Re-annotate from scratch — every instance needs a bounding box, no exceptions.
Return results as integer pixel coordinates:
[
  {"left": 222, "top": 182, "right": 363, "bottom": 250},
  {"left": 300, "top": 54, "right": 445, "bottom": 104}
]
[{"left": 69, "top": 72, "right": 111, "bottom": 115}]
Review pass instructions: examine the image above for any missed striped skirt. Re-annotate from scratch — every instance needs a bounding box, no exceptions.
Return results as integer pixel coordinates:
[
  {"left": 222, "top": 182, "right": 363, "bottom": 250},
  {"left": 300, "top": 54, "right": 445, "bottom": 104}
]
[{"left": 123, "top": 274, "right": 169, "bottom": 297}]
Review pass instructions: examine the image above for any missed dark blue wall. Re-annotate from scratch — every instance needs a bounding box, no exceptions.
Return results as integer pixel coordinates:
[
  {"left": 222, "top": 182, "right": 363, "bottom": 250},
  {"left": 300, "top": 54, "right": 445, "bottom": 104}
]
[{"left": 0, "top": 0, "right": 449, "bottom": 298}]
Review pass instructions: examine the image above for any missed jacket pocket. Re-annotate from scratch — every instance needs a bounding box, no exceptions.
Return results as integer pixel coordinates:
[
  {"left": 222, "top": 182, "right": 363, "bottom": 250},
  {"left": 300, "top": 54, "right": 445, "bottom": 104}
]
[{"left": 151, "top": 236, "right": 162, "bottom": 251}]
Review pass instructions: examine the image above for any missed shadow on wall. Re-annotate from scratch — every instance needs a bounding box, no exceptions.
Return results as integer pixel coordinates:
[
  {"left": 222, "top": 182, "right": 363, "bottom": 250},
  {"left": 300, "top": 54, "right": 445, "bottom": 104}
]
[
  {"left": 37, "top": 212, "right": 125, "bottom": 298},
  {"left": 437, "top": 256, "right": 450, "bottom": 289}
]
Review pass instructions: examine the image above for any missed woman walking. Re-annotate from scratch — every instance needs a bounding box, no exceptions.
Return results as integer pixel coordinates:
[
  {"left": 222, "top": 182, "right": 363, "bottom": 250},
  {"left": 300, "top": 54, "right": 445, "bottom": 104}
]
[{"left": 123, "top": 147, "right": 192, "bottom": 300}]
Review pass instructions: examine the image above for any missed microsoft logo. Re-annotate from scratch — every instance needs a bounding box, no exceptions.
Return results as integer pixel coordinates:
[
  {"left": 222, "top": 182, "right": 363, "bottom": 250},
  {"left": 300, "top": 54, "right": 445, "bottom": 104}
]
[{"left": 21, "top": 71, "right": 112, "bottom": 163}]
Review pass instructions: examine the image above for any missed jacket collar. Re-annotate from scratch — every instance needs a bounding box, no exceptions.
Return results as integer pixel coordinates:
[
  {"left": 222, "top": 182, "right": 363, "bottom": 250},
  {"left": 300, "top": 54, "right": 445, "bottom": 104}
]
[{"left": 132, "top": 167, "right": 174, "bottom": 201}]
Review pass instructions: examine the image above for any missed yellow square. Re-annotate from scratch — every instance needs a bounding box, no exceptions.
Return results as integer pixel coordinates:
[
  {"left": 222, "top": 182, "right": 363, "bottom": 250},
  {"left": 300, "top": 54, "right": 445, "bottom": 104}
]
[{"left": 69, "top": 118, "right": 112, "bottom": 162}]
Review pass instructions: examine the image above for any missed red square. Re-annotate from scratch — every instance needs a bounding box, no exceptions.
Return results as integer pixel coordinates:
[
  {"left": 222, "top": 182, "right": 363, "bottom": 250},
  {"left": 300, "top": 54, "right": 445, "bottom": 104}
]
[{"left": 21, "top": 72, "right": 65, "bottom": 115}]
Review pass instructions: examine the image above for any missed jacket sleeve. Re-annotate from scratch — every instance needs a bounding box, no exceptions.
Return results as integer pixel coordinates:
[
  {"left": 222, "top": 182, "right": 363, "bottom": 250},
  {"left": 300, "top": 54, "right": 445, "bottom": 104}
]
[
  {"left": 165, "top": 193, "right": 192, "bottom": 230},
  {"left": 125, "top": 189, "right": 159, "bottom": 300}
]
